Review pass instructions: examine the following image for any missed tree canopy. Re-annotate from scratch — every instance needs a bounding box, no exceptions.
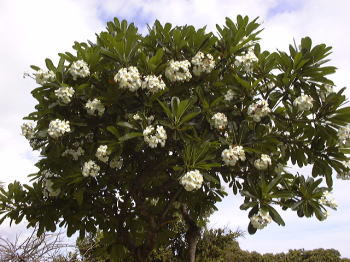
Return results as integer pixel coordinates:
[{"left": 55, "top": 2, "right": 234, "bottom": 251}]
[{"left": 1, "top": 15, "right": 350, "bottom": 261}]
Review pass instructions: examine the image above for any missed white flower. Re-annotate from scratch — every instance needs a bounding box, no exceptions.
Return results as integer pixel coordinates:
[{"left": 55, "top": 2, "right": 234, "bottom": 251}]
[
  {"left": 212, "top": 112, "right": 228, "bottom": 129},
  {"left": 254, "top": 154, "right": 271, "bottom": 170},
  {"left": 133, "top": 113, "right": 142, "bottom": 120},
  {"left": 35, "top": 69, "right": 55, "bottom": 85},
  {"left": 54, "top": 86, "right": 75, "bottom": 104},
  {"left": 48, "top": 119, "right": 71, "bottom": 139},
  {"left": 337, "top": 160, "right": 350, "bottom": 180},
  {"left": 165, "top": 60, "right": 192, "bottom": 82},
  {"left": 293, "top": 95, "right": 314, "bottom": 111},
  {"left": 82, "top": 160, "right": 100, "bottom": 177},
  {"left": 149, "top": 198, "right": 159, "bottom": 206},
  {"left": 234, "top": 47, "right": 258, "bottom": 73},
  {"left": 62, "top": 146, "right": 85, "bottom": 160},
  {"left": 96, "top": 145, "right": 111, "bottom": 163},
  {"left": 68, "top": 60, "right": 90, "bottom": 80},
  {"left": 42, "top": 170, "right": 60, "bottom": 197},
  {"left": 221, "top": 145, "right": 246, "bottom": 166},
  {"left": 146, "top": 115, "right": 155, "bottom": 124},
  {"left": 142, "top": 75, "right": 166, "bottom": 94},
  {"left": 43, "top": 179, "right": 61, "bottom": 197},
  {"left": 337, "top": 124, "right": 350, "bottom": 146},
  {"left": 319, "top": 191, "right": 337, "bottom": 209},
  {"left": 110, "top": 156, "right": 123, "bottom": 170},
  {"left": 42, "top": 169, "right": 55, "bottom": 178},
  {"left": 114, "top": 66, "right": 142, "bottom": 92},
  {"left": 21, "top": 122, "right": 35, "bottom": 140},
  {"left": 143, "top": 125, "right": 167, "bottom": 148},
  {"left": 250, "top": 210, "right": 272, "bottom": 229},
  {"left": 224, "top": 90, "right": 235, "bottom": 101},
  {"left": 247, "top": 100, "right": 271, "bottom": 122},
  {"left": 85, "top": 98, "right": 105, "bottom": 116},
  {"left": 180, "top": 170, "right": 203, "bottom": 191},
  {"left": 191, "top": 52, "right": 215, "bottom": 76}
]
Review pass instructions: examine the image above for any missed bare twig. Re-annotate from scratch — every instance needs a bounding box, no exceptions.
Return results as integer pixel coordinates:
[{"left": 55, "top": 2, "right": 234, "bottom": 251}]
[{"left": 0, "top": 227, "right": 74, "bottom": 261}]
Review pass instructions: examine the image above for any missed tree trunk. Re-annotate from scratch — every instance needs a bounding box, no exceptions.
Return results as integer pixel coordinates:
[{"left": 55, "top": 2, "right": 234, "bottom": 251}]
[
  {"left": 181, "top": 205, "right": 201, "bottom": 262},
  {"left": 134, "top": 248, "right": 150, "bottom": 262},
  {"left": 186, "top": 224, "right": 201, "bottom": 262}
]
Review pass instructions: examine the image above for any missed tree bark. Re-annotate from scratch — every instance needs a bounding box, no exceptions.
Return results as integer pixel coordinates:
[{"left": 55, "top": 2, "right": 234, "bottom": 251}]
[
  {"left": 181, "top": 205, "right": 201, "bottom": 262},
  {"left": 134, "top": 248, "right": 150, "bottom": 262},
  {"left": 185, "top": 224, "right": 201, "bottom": 262}
]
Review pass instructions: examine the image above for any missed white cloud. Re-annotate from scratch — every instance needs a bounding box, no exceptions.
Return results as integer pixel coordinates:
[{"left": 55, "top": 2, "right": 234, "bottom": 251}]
[
  {"left": 1, "top": 0, "right": 350, "bottom": 258},
  {"left": 0, "top": 0, "right": 104, "bottom": 242}
]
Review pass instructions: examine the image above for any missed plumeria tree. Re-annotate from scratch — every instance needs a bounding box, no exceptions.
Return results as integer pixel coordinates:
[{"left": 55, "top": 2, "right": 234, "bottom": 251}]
[{"left": 1, "top": 15, "right": 350, "bottom": 261}]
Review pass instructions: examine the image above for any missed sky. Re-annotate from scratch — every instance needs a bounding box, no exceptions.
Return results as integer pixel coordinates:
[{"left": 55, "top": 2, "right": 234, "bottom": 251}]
[{"left": 0, "top": 0, "right": 350, "bottom": 258}]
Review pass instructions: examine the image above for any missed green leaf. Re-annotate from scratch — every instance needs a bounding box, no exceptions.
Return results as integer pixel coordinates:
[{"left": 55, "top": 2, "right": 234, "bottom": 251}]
[
  {"left": 45, "top": 58, "right": 56, "bottom": 71},
  {"left": 202, "top": 173, "right": 220, "bottom": 184},
  {"left": 107, "top": 126, "right": 120, "bottom": 137},
  {"left": 74, "top": 190, "right": 84, "bottom": 205},
  {"left": 240, "top": 202, "right": 257, "bottom": 210},
  {"left": 179, "top": 110, "right": 201, "bottom": 125},
  {"left": 157, "top": 99, "right": 173, "bottom": 119},
  {"left": 248, "top": 222, "right": 257, "bottom": 234},
  {"left": 117, "top": 121, "right": 136, "bottom": 130},
  {"left": 266, "top": 206, "right": 285, "bottom": 226},
  {"left": 266, "top": 176, "right": 283, "bottom": 192},
  {"left": 30, "top": 65, "right": 40, "bottom": 71},
  {"left": 119, "top": 132, "right": 143, "bottom": 142},
  {"left": 176, "top": 99, "right": 192, "bottom": 120}
]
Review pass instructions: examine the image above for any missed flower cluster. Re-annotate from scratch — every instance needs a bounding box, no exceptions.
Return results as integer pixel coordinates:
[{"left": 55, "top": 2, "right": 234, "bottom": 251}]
[
  {"left": 337, "top": 172, "right": 350, "bottom": 180},
  {"left": 180, "top": 170, "right": 203, "bottom": 191},
  {"left": 42, "top": 170, "right": 60, "bottom": 197},
  {"left": 85, "top": 98, "right": 105, "bottom": 116},
  {"left": 143, "top": 125, "right": 167, "bottom": 148},
  {"left": 142, "top": 75, "right": 166, "bottom": 94},
  {"left": 212, "top": 113, "right": 228, "bottom": 129},
  {"left": 96, "top": 145, "right": 111, "bottom": 163},
  {"left": 224, "top": 89, "right": 235, "bottom": 101},
  {"left": 165, "top": 60, "right": 192, "bottom": 82},
  {"left": 250, "top": 210, "right": 272, "bottom": 229},
  {"left": 319, "top": 191, "right": 337, "bottom": 209},
  {"left": 337, "top": 160, "right": 350, "bottom": 180},
  {"left": 254, "top": 154, "right": 272, "bottom": 170},
  {"left": 35, "top": 69, "right": 55, "bottom": 85},
  {"left": 337, "top": 124, "right": 350, "bottom": 146},
  {"left": 110, "top": 156, "right": 123, "bottom": 170},
  {"left": 21, "top": 122, "right": 35, "bottom": 140},
  {"left": 247, "top": 100, "right": 271, "bottom": 122},
  {"left": 48, "top": 119, "right": 71, "bottom": 139},
  {"left": 293, "top": 95, "right": 314, "bottom": 111},
  {"left": 68, "top": 60, "right": 90, "bottom": 80},
  {"left": 62, "top": 146, "right": 85, "bottom": 160},
  {"left": 114, "top": 66, "right": 142, "bottom": 92},
  {"left": 191, "top": 52, "right": 215, "bottom": 76},
  {"left": 221, "top": 145, "right": 246, "bottom": 167},
  {"left": 54, "top": 86, "right": 75, "bottom": 104},
  {"left": 82, "top": 160, "right": 100, "bottom": 177},
  {"left": 234, "top": 48, "right": 258, "bottom": 73}
]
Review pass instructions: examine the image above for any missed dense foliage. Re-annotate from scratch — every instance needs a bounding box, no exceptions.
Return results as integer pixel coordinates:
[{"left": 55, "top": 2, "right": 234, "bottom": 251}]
[
  {"left": 53, "top": 227, "right": 350, "bottom": 262},
  {"left": 1, "top": 15, "right": 350, "bottom": 261}
]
